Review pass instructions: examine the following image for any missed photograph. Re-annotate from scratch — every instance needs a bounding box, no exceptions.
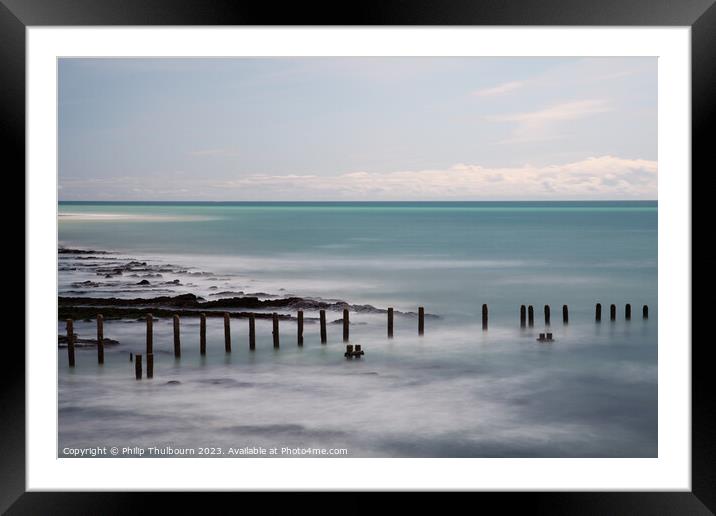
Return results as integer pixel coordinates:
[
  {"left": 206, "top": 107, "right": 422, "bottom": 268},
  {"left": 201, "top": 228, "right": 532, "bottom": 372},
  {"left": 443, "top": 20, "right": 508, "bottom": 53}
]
[{"left": 56, "top": 56, "right": 659, "bottom": 459}]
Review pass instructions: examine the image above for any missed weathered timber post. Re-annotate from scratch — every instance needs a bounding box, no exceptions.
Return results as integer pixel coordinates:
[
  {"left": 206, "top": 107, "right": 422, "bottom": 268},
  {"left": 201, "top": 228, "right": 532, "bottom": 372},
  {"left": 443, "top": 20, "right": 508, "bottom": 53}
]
[
  {"left": 297, "top": 310, "right": 304, "bottom": 346},
  {"left": 482, "top": 304, "right": 488, "bottom": 330},
  {"left": 319, "top": 310, "right": 327, "bottom": 344},
  {"left": 387, "top": 307, "right": 394, "bottom": 338},
  {"left": 343, "top": 309, "right": 350, "bottom": 342},
  {"left": 625, "top": 304, "right": 632, "bottom": 320},
  {"left": 146, "top": 313, "right": 153, "bottom": 355},
  {"left": 643, "top": 305, "right": 649, "bottom": 319},
  {"left": 224, "top": 312, "right": 232, "bottom": 352},
  {"left": 520, "top": 305, "right": 526, "bottom": 328},
  {"left": 173, "top": 315, "right": 181, "bottom": 358},
  {"left": 66, "top": 319, "right": 75, "bottom": 368},
  {"left": 418, "top": 307, "right": 425, "bottom": 335},
  {"left": 272, "top": 313, "right": 280, "bottom": 348},
  {"left": 146, "top": 353, "right": 154, "bottom": 379},
  {"left": 199, "top": 313, "right": 207, "bottom": 355},
  {"left": 135, "top": 354, "right": 142, "bottom": 380},
  {"left": 595, "top": 303, "right": 602, "bottom": 322},
  {"left": 610, "top": 304, "right": 616, "bottom": 321},
  {"left": 96, "top": 314, "right": 104, "bottom": 365},
  {"left": 528, "top": 305, "right": 534, "bottom": 327},
  {"left": 249, "top": 314, "right": 256, "bottom": 350},
  {"left": 544, "top": 305, "right": 551, "bottom": 326},
  {"left": 562, "top": 305, "right": 569, "bottom": 324}
]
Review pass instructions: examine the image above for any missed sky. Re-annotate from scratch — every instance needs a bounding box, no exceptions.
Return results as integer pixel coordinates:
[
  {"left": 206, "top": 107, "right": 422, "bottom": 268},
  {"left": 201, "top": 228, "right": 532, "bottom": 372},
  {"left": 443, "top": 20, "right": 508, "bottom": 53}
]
[{"left": 58, "top": 57, "right": 657, "bottom": 201}]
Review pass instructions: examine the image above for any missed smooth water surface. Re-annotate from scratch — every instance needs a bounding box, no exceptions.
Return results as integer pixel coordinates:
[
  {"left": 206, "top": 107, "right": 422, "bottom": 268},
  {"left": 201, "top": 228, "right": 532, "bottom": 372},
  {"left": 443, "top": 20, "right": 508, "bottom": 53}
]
[{"left": 57, "top": 201, "right": 657, "bottom": 457}]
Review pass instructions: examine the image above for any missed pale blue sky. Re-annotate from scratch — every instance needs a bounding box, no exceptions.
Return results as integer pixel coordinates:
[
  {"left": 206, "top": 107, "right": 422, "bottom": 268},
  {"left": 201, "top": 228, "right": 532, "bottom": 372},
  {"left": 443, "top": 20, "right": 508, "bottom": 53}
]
[{"left": 58, "top": 57, "right": 657, "bottom": 200}]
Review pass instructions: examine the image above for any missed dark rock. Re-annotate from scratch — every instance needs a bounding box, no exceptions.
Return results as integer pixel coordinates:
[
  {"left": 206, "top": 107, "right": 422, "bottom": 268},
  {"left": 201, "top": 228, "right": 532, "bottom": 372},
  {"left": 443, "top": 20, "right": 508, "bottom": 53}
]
[
  {"left": 71, "top": 280, "right": 101, "bottom": 288},
  {"left": 98, "top": 270, "right": 123, "bottom": 277},
  {"left": 58, "top": 247, "right": 110, "bottom": 255},
  {"left": 245, "top": 292, "right": 277, "bottom": 298},
  {"left": 331, "top": 319, "right": 367, "bottom": 325},
  {"left": 57, "top": 293, "right": 411, "bottom": 320},
  {"left": 58, "top": 334, "right": 120, "bottom": 348}
]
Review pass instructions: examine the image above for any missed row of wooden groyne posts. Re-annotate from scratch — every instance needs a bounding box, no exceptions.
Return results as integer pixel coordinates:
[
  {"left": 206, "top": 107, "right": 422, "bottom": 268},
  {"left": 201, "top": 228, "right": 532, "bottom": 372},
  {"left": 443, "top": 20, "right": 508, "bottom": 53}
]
[{"left": 63, "top": 302, "right": 649, "bottom": 379}]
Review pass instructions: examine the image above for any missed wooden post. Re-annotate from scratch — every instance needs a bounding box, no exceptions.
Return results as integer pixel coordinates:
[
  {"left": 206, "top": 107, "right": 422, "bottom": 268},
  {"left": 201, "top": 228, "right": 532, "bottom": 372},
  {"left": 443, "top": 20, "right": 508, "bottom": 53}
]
[
  {"left": 610, "top": 304, "right": 616, "bottom": 321},
  {"left": 135, "top": 354, "right": 142, "bottom": 380},
  {"left": 528, "top": 305, "right": 534, "bottom": 327},
  {"left": 146, "top": 313, "right": 153, "bottom": 355},
  {"left": 544, "top": 305, "right": 551, "bottom": 326},
  {"left": 625, "top": 304, "right": 632, "bottom": 320},
  {"left": 481, "top": 304, "right": 488, "bottom": 330},
  {"left": 343, "top": 309, "right": 350, "bottom": 342},
  {"left": 418, "top": 306, "right": 425, "bottom": 335},
  {"left": 595, "top": 303, "right": 602, "bottom": 322},
  {"left": 272, "top": 313, "right": 280, "bottom": 348},
  {"left": 249, "top": 314, "right": 256, "bottom": 350},
  {"left": 200, "top": 313, "right": 206, "bottom": 356},
  {"left": 520, "top": 305, "right": 526, "bottom": 328},
  {"left": 224, "top": 312, "right": 232, "bottom": 352},
  {"left": 173, "top": 314, "right": 181, "bottom": 358},
  {"left": 319, "top": 310, "right": 327, "bottom": 344},
  {"left": 297, "top": 310, "right": 304, "bottom": 346},
  {"left": 66, "top": 319, "right": 75, "bottom": 368},
  {"left": 146, "top": 353, "right": 154, "bottom": 379},
  {"left": 96, "top": 314, "right": 104, "bottom": 365},
  {"left": 387, "top": 307, "right": 394, "bottom": 338},
  {"left": 643, "top": 305, "right": 649, "bottom": 319},
  {"left": 562, "top": 305, "right": 569, "bottom": 324}
]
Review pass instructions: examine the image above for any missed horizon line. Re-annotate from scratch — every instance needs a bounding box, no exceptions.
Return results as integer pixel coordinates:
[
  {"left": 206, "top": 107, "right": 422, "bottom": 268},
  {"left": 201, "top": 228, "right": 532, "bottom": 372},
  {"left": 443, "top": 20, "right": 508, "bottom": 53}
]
[{"left": 58, "top": 199, "right": 658, "bottom": 203}]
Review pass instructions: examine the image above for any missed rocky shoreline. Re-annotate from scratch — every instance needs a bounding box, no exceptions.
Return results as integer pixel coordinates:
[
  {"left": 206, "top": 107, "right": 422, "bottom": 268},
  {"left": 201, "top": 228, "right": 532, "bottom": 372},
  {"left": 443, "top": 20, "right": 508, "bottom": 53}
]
[
  {"left": 59, "top": 293, "right": 381, "bottom": 320},
  {"left": 58, "top": 247, "right": 436, "bottom": 322}
]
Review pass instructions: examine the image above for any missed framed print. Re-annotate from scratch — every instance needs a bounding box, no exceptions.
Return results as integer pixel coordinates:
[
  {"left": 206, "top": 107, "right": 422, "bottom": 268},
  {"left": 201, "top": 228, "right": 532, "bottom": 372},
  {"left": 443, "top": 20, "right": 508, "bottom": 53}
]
[{"left": 5, "top": 0, "right": 711, "bottom": 512}]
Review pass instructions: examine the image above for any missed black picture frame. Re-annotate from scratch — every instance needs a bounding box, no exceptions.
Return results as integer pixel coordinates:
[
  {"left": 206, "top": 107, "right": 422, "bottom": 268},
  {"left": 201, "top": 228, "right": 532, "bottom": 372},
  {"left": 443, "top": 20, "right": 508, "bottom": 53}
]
[{"left": 3, "top": 0, "right": 710, "bottom": 512}]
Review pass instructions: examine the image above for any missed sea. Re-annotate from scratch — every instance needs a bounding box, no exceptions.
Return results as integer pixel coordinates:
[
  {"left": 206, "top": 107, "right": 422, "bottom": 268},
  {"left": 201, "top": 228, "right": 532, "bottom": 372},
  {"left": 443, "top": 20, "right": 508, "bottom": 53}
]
[{"left": 57, "top": 201, "right": 657, "bottom": 457}]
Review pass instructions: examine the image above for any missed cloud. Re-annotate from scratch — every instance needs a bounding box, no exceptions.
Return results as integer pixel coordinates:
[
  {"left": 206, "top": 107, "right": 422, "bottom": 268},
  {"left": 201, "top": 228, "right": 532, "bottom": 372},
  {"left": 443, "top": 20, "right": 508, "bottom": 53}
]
[
  {"left": 58, "top": 156, "right": 656, "bottom": 201},
  {"left": 488, "top": 99, "right": 613, "bottom": 144},
  {"left": 207, "top": 156, "right": 656, "bottom": 200},
  {"left": 472, "top": 80, "right": 525, "bottom": 97}
]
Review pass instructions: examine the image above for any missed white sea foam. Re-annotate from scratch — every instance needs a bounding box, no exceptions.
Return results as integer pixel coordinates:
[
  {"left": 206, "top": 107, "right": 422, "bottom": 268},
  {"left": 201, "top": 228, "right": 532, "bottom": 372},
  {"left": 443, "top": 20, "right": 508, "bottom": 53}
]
[
  {"left": 57, "top": 317, "right": 658, "bottom": 458},
  {"left": 147, "top": 251, "right": 534, "bottom": 272},
  {"left": 59, "top": 212, "right": 218, "bottom": 222}
]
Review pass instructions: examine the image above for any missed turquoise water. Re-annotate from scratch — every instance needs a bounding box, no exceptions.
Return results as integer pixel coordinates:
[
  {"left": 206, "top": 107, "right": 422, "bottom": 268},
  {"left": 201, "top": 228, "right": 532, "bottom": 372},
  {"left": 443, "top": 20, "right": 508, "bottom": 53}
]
[
  {"left": 59, "top": 201, "right": 657, "bottom": 318},
  {"left": 57, "top": 202, "right": 657, "bottom": 457}
]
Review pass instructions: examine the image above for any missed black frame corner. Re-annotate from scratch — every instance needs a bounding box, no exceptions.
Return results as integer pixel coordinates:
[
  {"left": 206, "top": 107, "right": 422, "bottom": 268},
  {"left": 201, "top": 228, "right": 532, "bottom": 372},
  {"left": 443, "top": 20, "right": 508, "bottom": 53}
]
[{"left": 5, "top": 0, "right": 711, "bottom": 513}]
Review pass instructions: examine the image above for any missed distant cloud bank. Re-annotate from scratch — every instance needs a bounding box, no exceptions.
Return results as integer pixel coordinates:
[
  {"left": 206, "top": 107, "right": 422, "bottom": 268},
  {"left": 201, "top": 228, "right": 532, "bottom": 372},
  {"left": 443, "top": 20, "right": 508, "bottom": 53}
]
[{"left": 60, "top": 155, "right": 657, "bottom": 201}]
